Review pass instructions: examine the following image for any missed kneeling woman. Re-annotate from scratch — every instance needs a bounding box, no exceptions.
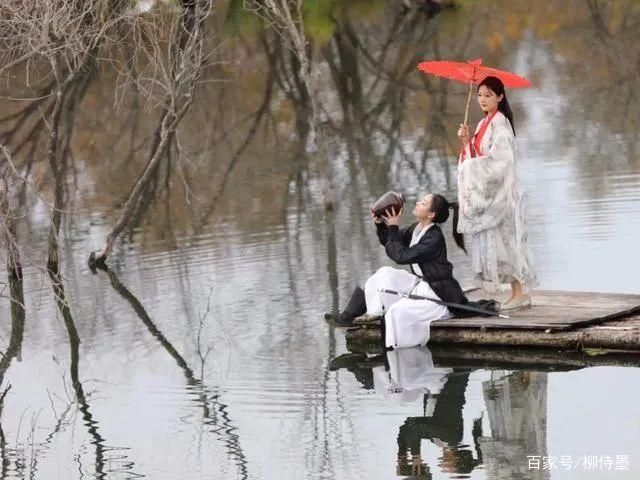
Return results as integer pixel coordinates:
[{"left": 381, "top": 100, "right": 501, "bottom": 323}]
[{"left": 327, "top": 193, "right": 468, "bottom": 349}]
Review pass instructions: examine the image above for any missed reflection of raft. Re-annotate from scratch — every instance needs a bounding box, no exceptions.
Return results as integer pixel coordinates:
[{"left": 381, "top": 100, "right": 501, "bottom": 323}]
[
  {"left": 343, "top": 344, "right": 640, "bottom": 370},
  {"left": 346, "top": 289, "right": 640, "bottom": 353}
]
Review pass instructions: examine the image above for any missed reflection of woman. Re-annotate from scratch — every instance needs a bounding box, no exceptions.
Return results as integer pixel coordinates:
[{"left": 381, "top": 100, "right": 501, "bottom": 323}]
[
  {"left": 478, "top": 371, "right": 549, "bottom": 480},
  {"left": 366, "top": 347, "right": 483, "bottom": 478},
  {"left": 457, "top": 76, "right": 537, "bottom": 310},
  {"left": 325, "top": 194, "right": 467, "bottom": 349},
  {"left": 395, "top": 366, "right": 483, "bottom": 478}
]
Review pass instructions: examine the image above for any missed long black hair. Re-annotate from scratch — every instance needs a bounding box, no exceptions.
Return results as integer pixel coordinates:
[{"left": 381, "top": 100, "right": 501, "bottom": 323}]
[
  {"left": 430, "top": 194, "right": 466, "bottom": 253},
  {"left": 478, "top": 76, "right": 516, "bottom": 136}
]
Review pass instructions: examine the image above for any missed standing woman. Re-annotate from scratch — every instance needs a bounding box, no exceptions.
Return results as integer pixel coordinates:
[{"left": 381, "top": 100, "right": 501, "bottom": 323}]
[{"left": 457, "top": 76, "right": 537, "bottom": 310}]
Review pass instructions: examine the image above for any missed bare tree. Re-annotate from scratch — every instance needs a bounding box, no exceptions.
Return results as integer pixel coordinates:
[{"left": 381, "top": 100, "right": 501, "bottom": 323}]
[
  {"left": 89, "top": 0, "right": 214, "bottom": 266},
  {"left": 0, "top": 1, "right": 138, "bottom": 274},
  {"left": 245, "top": 0, "right": 334, "bottom": 210},
  {"left": 0, "top": 1, "right": 216, "bottom": 268}
]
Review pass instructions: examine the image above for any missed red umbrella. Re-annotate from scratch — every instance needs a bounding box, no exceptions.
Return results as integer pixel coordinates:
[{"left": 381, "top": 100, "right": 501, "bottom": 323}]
[{"left": 417, "top": 58, "right": 531, "bottom": 125}]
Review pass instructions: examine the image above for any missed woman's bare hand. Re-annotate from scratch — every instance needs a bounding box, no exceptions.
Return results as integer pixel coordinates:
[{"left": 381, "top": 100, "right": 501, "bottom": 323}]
[
  {"left": 457, "top": 123, "right": 470, "bottom": 146},
  {"left": 381, "top": 206, "right": 403, "bottom": 226}
]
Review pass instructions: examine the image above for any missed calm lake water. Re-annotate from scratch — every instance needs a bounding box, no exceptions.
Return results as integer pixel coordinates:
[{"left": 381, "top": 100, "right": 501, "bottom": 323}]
[{"left": 1, "top": 1, "right": 640, "bottom": 479}]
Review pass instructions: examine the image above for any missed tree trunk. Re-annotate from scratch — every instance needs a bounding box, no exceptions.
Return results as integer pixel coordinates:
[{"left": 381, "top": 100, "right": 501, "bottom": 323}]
[
  {"left": 89, "top": 2, "right": 209, "bottom": 267},
  {"left": 0, "top": 187, "right": 22, "bottom": 281},
  {"left": 90, "top": 110, "right": 174, "bottom": 267}
]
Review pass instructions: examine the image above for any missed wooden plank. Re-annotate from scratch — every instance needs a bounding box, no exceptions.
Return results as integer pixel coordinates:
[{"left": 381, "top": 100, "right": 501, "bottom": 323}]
[
  {"left": 345, "top": 295, "right": 640, "bottom": 349},
  {"left": 506, "top": 306, "right": 613, "bottom": 320},
  {"left": 456, "top": 289, "right": 640, "bottom": 331},
  {"left": 466, "top": 289, "right": 640, "bottom": 309},
  {"left": 433, "top": 307, "right": 623, "bottom": 330},
  {"left": 382, "top": 305, "right": 640, "bottom": 332},
  {"left": 345, "top": 320, "right": 640, "bottom": 351},
  {"left": 434, "top": 314, "right": 640, "bottom": 332},
  {"left": 603, "top": 314, "right": 640, "bottom": 327},
  {"left": 558, "top": 305, "right": 640, "bottom": 330},
  {"left": 433, "top": 319, "right": 574, "bottom": 331},
  {"left": 346, "top": 289, "right": 640, "bottom": 333}
]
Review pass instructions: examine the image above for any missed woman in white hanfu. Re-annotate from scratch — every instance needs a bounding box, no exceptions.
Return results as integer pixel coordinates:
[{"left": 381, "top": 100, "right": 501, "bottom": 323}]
[
  {"left": 457, "top": 76, "right": 537, "bottom": 311},
  {"left": 324, "top": 194, "right": 469, "bottom": 349}
]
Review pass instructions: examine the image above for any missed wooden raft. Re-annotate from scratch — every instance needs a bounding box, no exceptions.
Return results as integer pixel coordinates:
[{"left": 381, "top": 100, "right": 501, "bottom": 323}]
[
  {"left": 438, "top": 289, "right": 640, "bottom": 332},
  {"left": 345, "top": 289, "right": 640, "bottom": 352}
]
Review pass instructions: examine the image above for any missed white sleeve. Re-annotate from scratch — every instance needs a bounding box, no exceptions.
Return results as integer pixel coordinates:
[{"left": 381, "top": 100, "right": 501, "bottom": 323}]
[{"left": 457, "top": 127, "right": 515, "bottom": 232}]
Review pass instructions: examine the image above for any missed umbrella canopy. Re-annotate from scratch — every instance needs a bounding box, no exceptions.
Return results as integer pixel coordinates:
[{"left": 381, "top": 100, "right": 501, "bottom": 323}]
[
  {"left": 417, "top": 58, "right": 531, "bottom": 88},
  {"left": 417, "top": 58, "right": 531, "bottom": 124}
]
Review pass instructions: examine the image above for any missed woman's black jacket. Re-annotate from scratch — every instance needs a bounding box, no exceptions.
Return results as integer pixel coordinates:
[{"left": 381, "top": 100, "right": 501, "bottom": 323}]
[{"left": 376, "top": 222, "right": 468, "bottom": 307}]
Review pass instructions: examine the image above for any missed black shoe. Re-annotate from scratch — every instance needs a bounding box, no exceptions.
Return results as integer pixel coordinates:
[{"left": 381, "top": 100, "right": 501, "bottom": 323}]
[{"left": 323, "top": 287, "right": 366, "bottom": 327}]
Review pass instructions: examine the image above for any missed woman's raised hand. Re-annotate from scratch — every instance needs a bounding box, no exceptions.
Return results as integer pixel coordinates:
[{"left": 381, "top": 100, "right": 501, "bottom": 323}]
[
  {"left": 381, "top": 206, "right": 403, "bottom": 226},
  {"left": 457, "top": 123, "right": 470, "bottom": 146},
  {"left": 371, "top": 211, "right": 384, "bottom": 224}
]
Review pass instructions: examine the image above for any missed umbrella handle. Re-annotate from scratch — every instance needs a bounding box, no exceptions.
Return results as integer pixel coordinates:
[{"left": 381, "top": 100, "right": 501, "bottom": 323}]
[{"left": 463, "top": 81, "right": 473, "bottom": 126}]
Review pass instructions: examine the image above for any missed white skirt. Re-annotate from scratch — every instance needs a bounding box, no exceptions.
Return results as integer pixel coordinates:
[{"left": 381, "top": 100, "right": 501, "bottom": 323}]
[
  {"left": 364, "top": 267, "right": 451, "bottom": 349},
  {"left": 470, "top": 202, "right": 537, "bottom": 293}
]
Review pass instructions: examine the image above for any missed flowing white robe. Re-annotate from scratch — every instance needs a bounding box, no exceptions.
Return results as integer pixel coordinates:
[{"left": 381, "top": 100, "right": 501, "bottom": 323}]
[
  {"left": 457, "top": 111, "right": 537, "bottom": 292},
  {"left": 364, "top": 224, "right": 451, "bottom": 349}
]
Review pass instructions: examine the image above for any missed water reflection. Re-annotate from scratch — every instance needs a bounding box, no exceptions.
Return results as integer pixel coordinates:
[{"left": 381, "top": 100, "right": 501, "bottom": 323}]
[
  {"left": 48, "top": 270, "right": 132, "bottom": 479},
  {"left": 330, "top": 346, "right": 556, "bottom": 479},
  {"left": 0, "top": 276, "right": 25, "bottom": 479},
  {"left": 0, "top": 1, "right": 639, "bottom": 478},
  {"left": 479, "top": 371, "right": 549, "bottom": 480},
  {"left": 376, "top": 348, "right": 483, "bottom": 479},
  {"left": 96, "top": 264, "right": 249, "bottom": 479}
]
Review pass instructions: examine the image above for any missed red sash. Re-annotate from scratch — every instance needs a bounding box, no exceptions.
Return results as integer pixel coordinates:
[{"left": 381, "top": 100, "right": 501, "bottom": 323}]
[{"left": 461, "top": 110, "right": 498, "bottom": 161}]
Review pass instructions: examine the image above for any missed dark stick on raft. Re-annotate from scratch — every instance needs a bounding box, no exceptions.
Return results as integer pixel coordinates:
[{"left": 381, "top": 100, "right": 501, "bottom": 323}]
[{"left": 378, "top": 288, "right": 509, "bottom": 319}]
